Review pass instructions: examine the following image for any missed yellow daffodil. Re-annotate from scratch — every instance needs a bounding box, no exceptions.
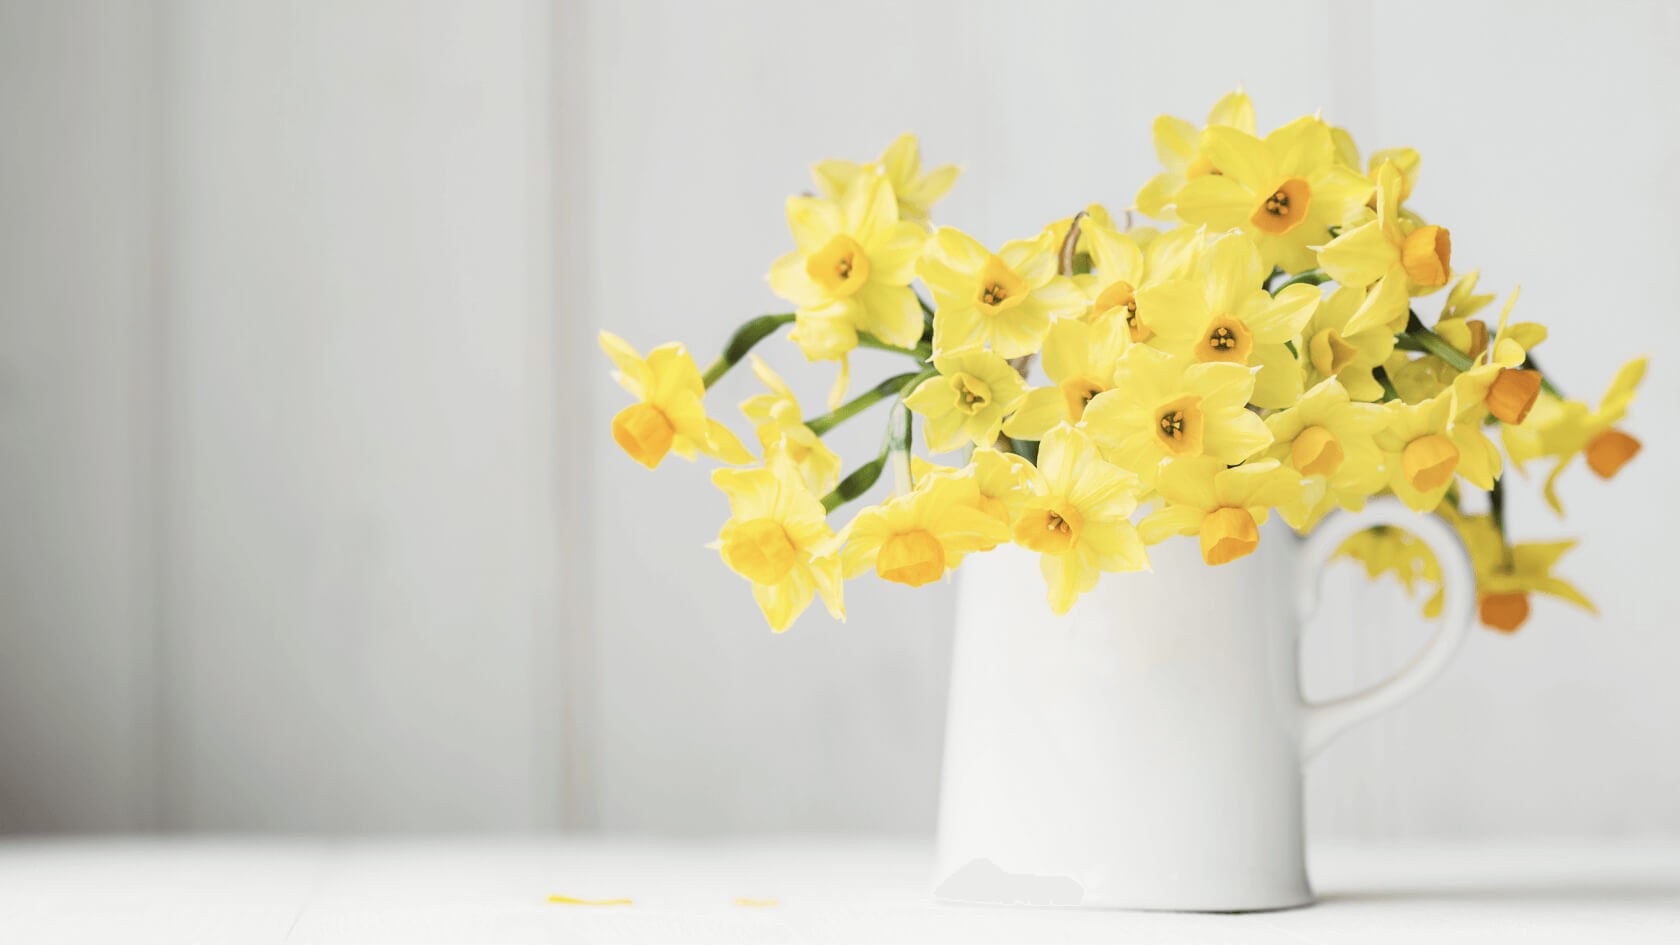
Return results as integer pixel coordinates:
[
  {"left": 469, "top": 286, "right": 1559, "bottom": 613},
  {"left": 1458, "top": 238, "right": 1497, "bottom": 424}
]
[
  {"left": 1045, "top": 203, "right": 1118, "bottom": 266},
  {"left": 1082, "top": 346, "right": 1272, "bottom": 487},
  {"left": 1374, "top": 391, "right": 1459, "bottom": 511},
  {"left": 1139, "top": 457, "right": 1301, "bottom": 566},
  {"left": 841, "top": 476, "right": 1011, "bottom": 587},
  {"left": 1136, "top": 230, "right": 1320, "bottom": 408},
  {"left": 1503, "top": 357, "right": 1647, "bottom": 514},
  {"left": 1449, "top": 288, "right": 1548, "bottom": 427},
  {"left": 1317, "top": 162, "right": 1452, "bottom": 329},
  {"left": 812, "top": 133, "right": 959, "bottom": 225},
  {"left": 904, "top": 348, "right": 1027, "bottom": 453},
  {"left": 1450, "top": 509, "right": 1595, "bottom": 633},
  {"left": 600, "top": 331, "right": 753, "bottom": 469},
  {"left": 1013, "top": 425, "right": 1149, "bottom": 614},
  {"left": 1436, "top": 268, "right": 1497, "bottom": 324},
  {"left": 712, "top": 458, "right": 845, "bottom": 632},
  {"left": 1002, "top": 317, "right": 1129, "bottom": 439},
  {"left": 739, "top": 356, "right": 842, "bottom": 495},
  {"left": 769, "top": 175, "right": 928, "bottom": 371},
  {"left": 1334, "top": 525, "right": 1444, "bottom": 619},
  {"left": 915, "top": 448, "right": 1037, "bottom": 536},
  {"left": 919, "top": 227, "right": 1086, "bottom": 358},
  {"left": 1171, "top": 116, "right": 1372, "bottom": 272},
  {"left": 1264, "top": 379, "right": 1387, "bottom": 530},
  {"left": 1135, "top": 90, "right": 1256, "bottom": 222},
  {"left": 1080, "top": 213, "right": 1148, "bottom": 332},
  {"left": 1300, "top": 281, "right": 1404, "bottom": 401}
]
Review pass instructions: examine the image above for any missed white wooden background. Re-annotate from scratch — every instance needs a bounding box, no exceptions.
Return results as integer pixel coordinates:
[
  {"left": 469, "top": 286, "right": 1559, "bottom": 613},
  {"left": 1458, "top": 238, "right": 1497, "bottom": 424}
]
[{"left": 2, "top": 0, "right": 1677, "bottom": 837}]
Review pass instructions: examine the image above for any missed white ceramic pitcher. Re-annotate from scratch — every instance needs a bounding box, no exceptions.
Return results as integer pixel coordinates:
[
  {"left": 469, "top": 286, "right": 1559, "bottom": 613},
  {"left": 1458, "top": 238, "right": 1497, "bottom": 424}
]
[{"left": 934, "top": 498, "right": 1474, "bottom": 912}]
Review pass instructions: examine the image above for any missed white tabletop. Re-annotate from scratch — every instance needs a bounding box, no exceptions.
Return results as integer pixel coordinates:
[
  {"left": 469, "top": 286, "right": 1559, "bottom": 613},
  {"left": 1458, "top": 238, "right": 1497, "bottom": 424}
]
[{"left": 1, "top": 837, "right": 1676, "bottom": 944}]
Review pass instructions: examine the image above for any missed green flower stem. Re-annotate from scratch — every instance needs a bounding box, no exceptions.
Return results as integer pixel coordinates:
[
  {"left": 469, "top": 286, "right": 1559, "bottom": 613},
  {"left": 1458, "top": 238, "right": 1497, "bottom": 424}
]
[
  {"left": 857, "top": 332, "right": 932, "bottom": 363},
  {"left": 1400, "top": 311, "right": 1474, "bottom": 372},
  {"left": 819, "top": 367, "right": 936, "bottom": 513},
  {"left": 805, "top": 371, "right": 922, "bottom": 436},
  {"left": 885, "top": 401, "right": 913, "bottom": 494},
  {"left": 1271, "top": 269, "right": 1329, "bottom": 294},
  {"left": 701, "top": 312, "right": 796, "bottom": 389},
  {"left": 1521, "top": 353, "right": 1566, "bottom": 399},
  {"left": 1401, "top": 313, "right": 1565, "bottom": 399}
]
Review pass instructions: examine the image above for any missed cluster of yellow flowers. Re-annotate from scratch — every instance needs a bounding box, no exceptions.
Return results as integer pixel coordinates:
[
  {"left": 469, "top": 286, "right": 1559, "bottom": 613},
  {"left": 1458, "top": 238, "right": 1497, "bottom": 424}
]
[{"left": 601, "top": 93, "right": 1645, "bottom": 633}]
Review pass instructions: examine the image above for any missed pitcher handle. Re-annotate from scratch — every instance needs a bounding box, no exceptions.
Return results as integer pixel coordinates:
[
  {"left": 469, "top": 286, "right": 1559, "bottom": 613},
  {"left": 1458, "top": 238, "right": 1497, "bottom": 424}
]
[{"left": 1295, "top": 497, "right": 1476, "bottom": 760}]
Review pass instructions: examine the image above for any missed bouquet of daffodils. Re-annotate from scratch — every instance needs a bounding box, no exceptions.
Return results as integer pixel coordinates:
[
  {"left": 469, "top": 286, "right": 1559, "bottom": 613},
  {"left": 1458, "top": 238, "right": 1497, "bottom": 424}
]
[{"left": 600, "top": 92, "right": 1645, "bottom": 633}]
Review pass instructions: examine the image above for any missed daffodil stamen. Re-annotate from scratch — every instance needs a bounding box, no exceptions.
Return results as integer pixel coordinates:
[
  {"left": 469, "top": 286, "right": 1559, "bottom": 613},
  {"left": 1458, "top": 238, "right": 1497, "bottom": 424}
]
[
  {"left": 1013, "top": 500, "right": 1083, "bottom": 555},
  {"left": 950, "top": 372, "right": 993, "bottom": 415},
  {"left": 805, "top": 234, "right": 871, "bottom": 298},
  {"left": 1059, "top": 377, "right": 1107, "bottom": 423},
  {"left": 1196, "top": 316, "right": 1255, "bottom": 365},
  {"left": 1151, "top": 396, "right": 1208, "bottom": 457},
  {"left": 1249, "top": 177, "right": 1312, "bottom": 236}
]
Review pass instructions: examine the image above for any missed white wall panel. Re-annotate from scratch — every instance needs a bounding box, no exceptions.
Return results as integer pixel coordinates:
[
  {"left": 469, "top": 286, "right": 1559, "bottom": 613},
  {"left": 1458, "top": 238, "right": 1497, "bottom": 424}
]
[
  {"left": 0, "top": 0, "right": 161, "bottom": 831},
  {"left": 161, "top": 0, "right": 565, "bottom": 829}
]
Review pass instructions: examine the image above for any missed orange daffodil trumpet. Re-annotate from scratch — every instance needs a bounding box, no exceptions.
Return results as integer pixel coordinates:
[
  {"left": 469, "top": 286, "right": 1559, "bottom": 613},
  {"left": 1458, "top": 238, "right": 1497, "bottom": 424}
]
[{"left": 598, "top": 99, "right": 1643, "bottom": 635}]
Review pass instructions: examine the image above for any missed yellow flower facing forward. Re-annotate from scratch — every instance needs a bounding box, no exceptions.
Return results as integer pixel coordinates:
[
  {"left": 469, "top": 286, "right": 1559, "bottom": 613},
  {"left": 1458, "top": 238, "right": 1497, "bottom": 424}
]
[
  {"left": 915, "top": 448, "right": 1037, "bottom": 537},
  {"left": 841, "top": 475, "right": 1011, "bottom": 587},
  {"left": 811, "top": 133, "right": 959, "bottom": 225},
  {"left": 601, "top": 331, "right": 753, "bottom": 470},
  {"left": 739, "top": 356, "right": 842, "bottom": 495},
  {"left": 1300, "top": 280, "right": 1404, "bottom": 401},
  {"left": 1013, "top": 426, "right": 1149, "bottom": 614},
  {"left": 1503, "top": 356, "right": 1647, "bottom": 514},
  {"left": 1264, "top": 378, "right": 1387, "bottom": 530},
  {"left": 1002, "top": 317, "right": 1129, "bottom": 440},
  {"left": 1171, "top": 116, "right": 1373, "bottom": 272},
  {"left": 1335, "top": 525, "right": 1444, "bottom": 619},
  {"left": 1450, "top": 510, "right": 1595, "bottom": 633},
  {"left": 1317, "top": 162, "right": 1453, "bottom": 327},
  {"left": 920, "top": 227, "right": 1087, "bottom": 358},
  {"left": 1078, "top": 210, "right": 1184, "bottom": 335},
  {"left": 769, "top": 174, "right": 928, "bottom": 365},
  {"left": 904, "top": 348, "right": 1027, "bottom": 453},
  {"left": 1135, "top": 230, "right": 1320, "bottom": 408},
  {"left": 1374, "top": 391, "right": 1459, "bottom": 511},
  {"left": 1081, "top": 346, "right": 1272, "bottom": 488},
  {"left": 712, "top": 458, "right": 845, "bottom": 632},
  {"left": 1139, "top": 457, "right": 1302, "bottom": 566},
  {"left": 1135, "top": 90, "right": 1257, "bottom": 223}
]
